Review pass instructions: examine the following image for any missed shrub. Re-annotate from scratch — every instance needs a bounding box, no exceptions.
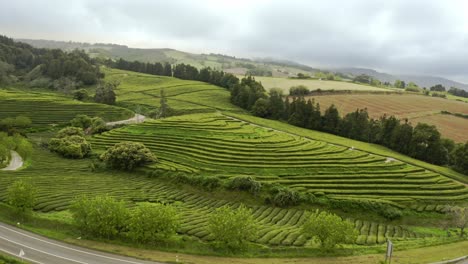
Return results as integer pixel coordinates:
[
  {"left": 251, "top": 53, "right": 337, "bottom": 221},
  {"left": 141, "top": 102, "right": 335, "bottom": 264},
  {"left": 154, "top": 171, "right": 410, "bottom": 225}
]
[
  {"left": 73, "top": 89, "right": 89, "bottom": 101},
  {"left": 7, "top": 179, "right": 36, "bottom": 215},
  {"left": 327, "top": 199, "right": 402, "bottom": 220},
  {"left": 71, "top": 195, "right": 128, "bottom": 239},
  {"left": 56, "top": 126, "right": 85, "bottom": 138},
  {"left": 208, "top": 205, "right": 258, "bottom": 251},
  {"left": 89, "top": 117, "right": 108, "bottom": 134},
  {"left": 100, "top": 141, "right": 156, "bottom": 171},
  {"left": 70, "top": 114, "right": 93, "bottom": 129},
  {"left": 49, "top": 135, "right": 91, "bottom": 159},
  {"left": 227, "top": 176, "right": 262, "bottom": 195},
  {"left": 302, "top": 210, "right": 358, "bottom": 249},
  {"left": 127, "top": 203, "right": 180, "bottom": 243},
  {"left": 267, "top": 185, "right": 301, "bottom": 207}
]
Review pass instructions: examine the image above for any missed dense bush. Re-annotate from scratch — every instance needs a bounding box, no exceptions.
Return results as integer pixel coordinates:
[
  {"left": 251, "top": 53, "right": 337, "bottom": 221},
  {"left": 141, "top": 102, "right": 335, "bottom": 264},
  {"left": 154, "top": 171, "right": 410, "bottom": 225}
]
[
  {"left": 0, "top": 116, "right": 32, "bottom": 134},
  {"left": 127, "top": 203, "right": 180, "bottom": 243},
  {"left": 56, "top": 126, "right": 84, "bottom": 138},
  {"left": 71, "top": 195, "right": 128, "bottom": 239},
  {"left": 70, "top": 114, "right": 93, "bottom": 129},
  {"left": 7, "top": 179, "right": 36, "bottom": 214},
  {"left": 100, "top": 141, "right": 156, "bottom": 170},
  {"left": 208, "top": 205, "right": 258, "bottom": 251},
  {"left": 266, "top": 185, "right": 301, "bottom": 207},
  {"left": 302, "top": 210, "right": 358, "bottom": 249},
  {"left": 227, "top": 176, "right": 262, "bottom": 195},
  {"left": 94, "top": 81, "right": 117, "bottom": 105},
  {"left": 327, "top": 199, "right": 402, "bottom": 220},
  {"left": 49, "top": 127, "right": 91, "bottom": 159}
]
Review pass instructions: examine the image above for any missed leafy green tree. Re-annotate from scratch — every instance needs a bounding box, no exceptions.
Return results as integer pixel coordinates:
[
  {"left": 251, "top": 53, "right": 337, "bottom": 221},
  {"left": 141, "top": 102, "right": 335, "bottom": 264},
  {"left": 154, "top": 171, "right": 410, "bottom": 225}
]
[
  {"left": 127, "top": 203, "right": 180, "bottom": 243},
  {"left": 451, "top": 142, "right": 468, "bottom": 175},
  {"left": 49, "top": 127, "right": 91, "bottom": 159},
  {"left": 430, "top": 84, "right": 446, "bottom": 92},
  {"left": 449, "top": 207, "right": 467, "bottom": 237},
  {"left": 7, "top": 179, "right": 36, "bottom": 215},
  {"left": 410, "top": 123, "right": 448, "bottom": 165},
  {"left": 71, "top": 195, "right": 128, "bottom": 239},
  {"left": 321, "top": 104, "right": 341, "bottom": 133},
  {"left": 289, "top": 85, "right": 310, "bottom": 96},
  {"left": 252, "top": 98, "right": 270, "bottom": 117},
  {"left": 0, "top": 116, "right": 32, "bottom": 134},
  {"left": 100, "top": 141, "right": 156, "bottom": 170},
  {"left": 302, "top": 210, "right": 358, "bottom": 249},
  {"left": 94, "top": 81, "right": 117, "bottom": 105},
  {"left": 70, "top": 114, "right": 93, "bottom": 129},
  {"left": 56, "top": 126, "right": 84, "bottom": 138},
  {"left": 394, "top": 79, "right": 406, "bottom": 88},
  {"left": 389, "top": 119, "right": 413, "bottom": 154},
  {"left": 73, "top": 89, "right": 89, "bottom": 101},
  {"left": 89, "top": 117, "right": 108, "bottom": 134},
  {"left": 208, "top": 205, "right": 258, "bottom": 251},
  {"left": 268, "top": 88, "right": 284, "bottom": 119}
]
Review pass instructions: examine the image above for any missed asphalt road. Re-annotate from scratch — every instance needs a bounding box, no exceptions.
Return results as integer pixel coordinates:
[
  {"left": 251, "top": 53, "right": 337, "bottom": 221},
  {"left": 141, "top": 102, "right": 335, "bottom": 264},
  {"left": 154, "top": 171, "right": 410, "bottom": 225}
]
[
  {"left": 0, "top": 222, "right": 163, "bottom": 264},
  {"left": 1, "top": 150, "right": 23, "bottom": 171}
]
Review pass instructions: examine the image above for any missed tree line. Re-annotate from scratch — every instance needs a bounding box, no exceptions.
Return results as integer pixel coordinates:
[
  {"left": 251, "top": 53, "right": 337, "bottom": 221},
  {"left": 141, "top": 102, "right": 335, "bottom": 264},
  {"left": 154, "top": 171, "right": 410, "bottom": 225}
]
[
  {"left": 228, "top": 76, "right": 468, "bottom": 175},
  {"left": 108, "top": 58, "right": 172, "bottom": 77},
  {"left": 0, "top": 35, "right": 102, "bottom": 87},
  {"left": 103, "top": 57, "right": 468, "bottom": 176}
]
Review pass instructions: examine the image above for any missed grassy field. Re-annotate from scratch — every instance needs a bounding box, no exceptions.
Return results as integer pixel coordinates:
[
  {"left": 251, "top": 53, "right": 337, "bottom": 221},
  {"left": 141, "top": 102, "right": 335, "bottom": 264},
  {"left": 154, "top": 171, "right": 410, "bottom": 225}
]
[
  {"left": 0, "top": 89, "right": 133, "bottom": 126},
  {"left": 103, "top": 67, "right": 241, "bottom": 113},
  {"left": 252, "top": 76, "right": 393, "bottom": 92},
  {"left": 306, "top": 93, "right": 468, "bottom": 142}
]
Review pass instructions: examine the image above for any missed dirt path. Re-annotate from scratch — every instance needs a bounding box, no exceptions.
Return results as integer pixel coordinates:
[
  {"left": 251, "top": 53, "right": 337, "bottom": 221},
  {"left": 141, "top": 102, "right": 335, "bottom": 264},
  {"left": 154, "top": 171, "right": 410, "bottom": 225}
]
[
  {"left": 106, "top": 114, "right": 146, "bottom": 126},
  {"left": 1, "top": 150, "right": 23, "bottom": 171}
]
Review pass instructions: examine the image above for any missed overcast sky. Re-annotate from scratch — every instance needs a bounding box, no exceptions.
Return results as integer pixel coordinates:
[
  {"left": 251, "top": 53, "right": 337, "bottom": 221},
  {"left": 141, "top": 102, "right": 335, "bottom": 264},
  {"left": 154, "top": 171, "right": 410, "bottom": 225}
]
[{"left": 1, "top": 0, "right": 468, "bottom": 82}]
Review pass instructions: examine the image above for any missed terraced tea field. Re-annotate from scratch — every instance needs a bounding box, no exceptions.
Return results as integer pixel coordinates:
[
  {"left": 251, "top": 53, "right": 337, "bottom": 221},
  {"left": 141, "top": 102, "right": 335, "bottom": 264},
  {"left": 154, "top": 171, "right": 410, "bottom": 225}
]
[
  {"left": 90, "top": 113, "right": 468, "bottom": 205},
  {"left": 103, "top": 68, "right": 241, "bottom": 113},
  {"left": 0, "top": 148, "right": 445, "bottom": 246},
  {"left": 307, "top": 93, "right": 468, "bottom": 142},
  {"left": 0, "top": 89, "right": 133, "bottom": 126}
]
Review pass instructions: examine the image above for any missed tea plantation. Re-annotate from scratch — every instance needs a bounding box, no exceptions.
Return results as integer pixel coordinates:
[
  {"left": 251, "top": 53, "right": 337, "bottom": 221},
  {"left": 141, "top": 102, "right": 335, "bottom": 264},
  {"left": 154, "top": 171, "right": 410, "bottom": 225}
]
[{"left": 0, "top": 68, "right": 466, "bottom": 258}]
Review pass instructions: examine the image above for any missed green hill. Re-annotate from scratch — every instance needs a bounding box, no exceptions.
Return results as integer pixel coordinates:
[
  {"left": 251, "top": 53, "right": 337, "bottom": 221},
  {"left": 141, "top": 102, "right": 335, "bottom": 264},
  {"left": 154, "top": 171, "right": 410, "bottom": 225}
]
[
  {"left": 0, "top": 89, "right": 133, "bottom": 126},
  {"left": 0, "top": 67, "right": 466, "bottom": 256}
]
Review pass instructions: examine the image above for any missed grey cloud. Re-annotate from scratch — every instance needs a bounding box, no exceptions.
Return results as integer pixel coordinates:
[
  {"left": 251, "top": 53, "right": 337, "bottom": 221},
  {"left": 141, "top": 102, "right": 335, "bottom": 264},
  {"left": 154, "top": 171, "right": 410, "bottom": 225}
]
[{"left": 0, "top": 0, "right": 467, "bottom": 82}]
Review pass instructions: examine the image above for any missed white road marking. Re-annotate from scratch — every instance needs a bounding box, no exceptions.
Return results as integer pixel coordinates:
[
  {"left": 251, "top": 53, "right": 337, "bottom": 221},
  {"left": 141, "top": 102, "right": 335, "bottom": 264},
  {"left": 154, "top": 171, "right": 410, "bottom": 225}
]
[
  {"left": 0, "top": 224, "right": 150, "bottom": 264},
  {"left": 0, "top": 234, "right": 87, "bottom": 263},
  {"left": 0, "top": 247, "right": 46, "bottom": 264}
]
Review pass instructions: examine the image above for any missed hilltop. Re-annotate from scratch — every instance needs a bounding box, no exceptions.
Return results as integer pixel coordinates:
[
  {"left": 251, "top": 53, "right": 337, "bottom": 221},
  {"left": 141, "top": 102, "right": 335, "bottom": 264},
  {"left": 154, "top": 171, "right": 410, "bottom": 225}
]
[{"left": 18, "top": 38, "right": 468, "bottom": 91}]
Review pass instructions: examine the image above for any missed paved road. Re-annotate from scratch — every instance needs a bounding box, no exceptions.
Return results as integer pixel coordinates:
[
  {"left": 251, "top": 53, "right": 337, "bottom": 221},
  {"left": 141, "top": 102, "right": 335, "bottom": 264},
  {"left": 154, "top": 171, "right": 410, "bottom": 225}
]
[
  {"left": 0, "top": 222, "right": 163, "bottom": 264},
  {"left": 106, "top": 114, "right": 146, "bottom": 126},
  {"left": 1, "top": 150, "right": 23, "bottom": 171}
]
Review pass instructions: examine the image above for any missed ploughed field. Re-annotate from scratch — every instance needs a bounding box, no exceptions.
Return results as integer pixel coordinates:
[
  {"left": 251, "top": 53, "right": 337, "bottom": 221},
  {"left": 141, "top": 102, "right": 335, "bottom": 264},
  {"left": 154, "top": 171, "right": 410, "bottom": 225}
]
[
  {"left": 0, "top": 148, "right": 451, "bottom": 247},
  {"left": 307, "top": 93, "right": 468, "bottom": 142},
  {"left": 0, "top": 89, "right": 133, "bottom": 126},
  {"left": 90, "top": 113, "right": 468, "bottom": 205}
]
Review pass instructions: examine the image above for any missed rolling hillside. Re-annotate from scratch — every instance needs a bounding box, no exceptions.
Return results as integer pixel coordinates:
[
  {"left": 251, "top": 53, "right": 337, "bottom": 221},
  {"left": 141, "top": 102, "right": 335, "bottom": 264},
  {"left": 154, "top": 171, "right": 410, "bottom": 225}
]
[
  {"left": 90, "top": 112, "right": 468, "bottom": 204},
  {"left": 0, "top": 67, "right": 466, "bottom": 255},
  {"left": 18, "top": 39, "right": 317, "bottom": 78},
  {"left": 253, "top": 76, "right": 393, "bottom": 92}
]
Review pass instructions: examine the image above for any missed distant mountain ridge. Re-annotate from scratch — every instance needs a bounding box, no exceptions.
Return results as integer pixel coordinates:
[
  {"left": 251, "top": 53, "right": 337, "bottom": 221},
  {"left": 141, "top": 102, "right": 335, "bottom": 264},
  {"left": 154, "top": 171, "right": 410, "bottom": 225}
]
[
  {"left": 17, "top": 38, "right": 467, "bottom": 90},
  {"left": 334, "top": 67, "right": 468, "bottom": 91}
]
